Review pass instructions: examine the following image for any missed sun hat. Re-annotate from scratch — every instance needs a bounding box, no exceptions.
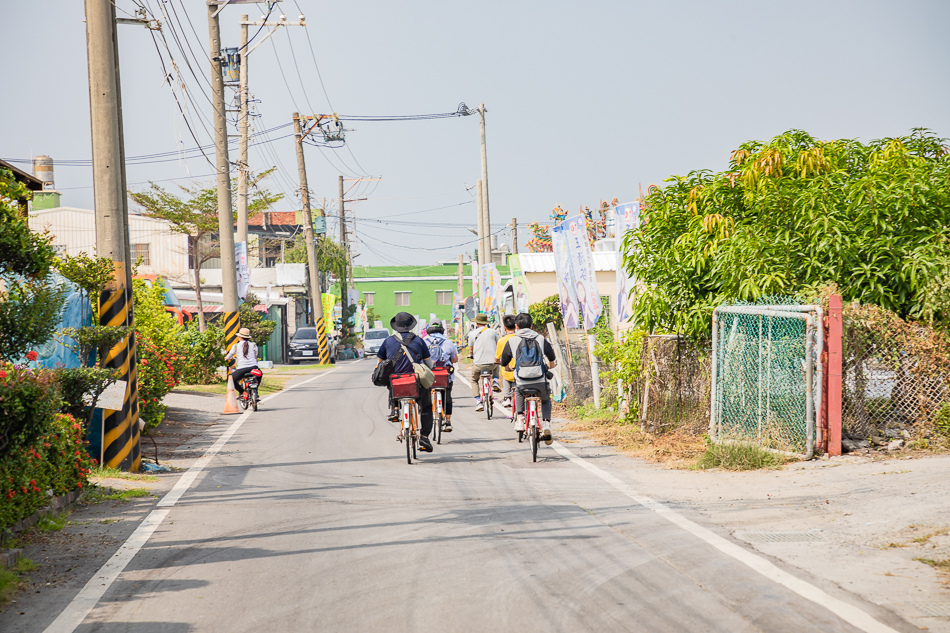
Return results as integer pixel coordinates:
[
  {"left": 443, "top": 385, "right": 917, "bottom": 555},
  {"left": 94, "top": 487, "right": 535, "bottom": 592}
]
[
  {"left": 237, "top": 327, "right": 252, "bottom": 339},
  {"left": 475, "top": 314, "right": 489, "bottom": 325},
  {"left": 390, "top": 312, "right": 417, "bottom": 333}
]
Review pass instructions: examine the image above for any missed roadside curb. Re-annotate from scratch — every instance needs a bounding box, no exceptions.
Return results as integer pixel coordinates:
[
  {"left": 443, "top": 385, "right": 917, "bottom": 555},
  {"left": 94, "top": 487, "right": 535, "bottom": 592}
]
[{"left": 1, "top": 489, "right": 84, "bottom": 569}]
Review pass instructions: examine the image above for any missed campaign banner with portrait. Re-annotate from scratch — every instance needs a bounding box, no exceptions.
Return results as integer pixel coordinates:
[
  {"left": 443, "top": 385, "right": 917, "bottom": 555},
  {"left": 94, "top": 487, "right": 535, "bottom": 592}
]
[
  {"left": 508, "top": 254, "right": 530, "bottom": 313},
  {"left": 481, "top": 263, "right": 503, "bottom": 322},
  {"left": 614, "top": 200, "right": 640, "bottom": 323},
  {"left": 563, "top": 214, "right": 603, "bottom": 328},
  {"left": 235, "top": 241, "right": 251, "bottom": 300},
  {"left": 550, "top": 222, "right": 580, "bottom": 329}
]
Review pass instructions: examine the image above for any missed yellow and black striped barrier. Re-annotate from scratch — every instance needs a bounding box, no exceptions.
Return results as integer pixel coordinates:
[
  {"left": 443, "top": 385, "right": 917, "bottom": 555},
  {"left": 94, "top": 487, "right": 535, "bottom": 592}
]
[
  {"left": 315, "top": 317, "right": 330, "bottom": 364},
  {"left": 222, "top": 311, "right": 240, "bottom": 353},
  {"left": 100, "top": 265, "right": 141, "bottom": 472}
]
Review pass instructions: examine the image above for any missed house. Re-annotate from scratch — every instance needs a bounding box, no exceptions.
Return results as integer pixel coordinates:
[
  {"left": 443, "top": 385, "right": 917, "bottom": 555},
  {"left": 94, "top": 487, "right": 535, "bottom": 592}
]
[{"left": 1, "top": 157, "right": 48, "bottom": 216}]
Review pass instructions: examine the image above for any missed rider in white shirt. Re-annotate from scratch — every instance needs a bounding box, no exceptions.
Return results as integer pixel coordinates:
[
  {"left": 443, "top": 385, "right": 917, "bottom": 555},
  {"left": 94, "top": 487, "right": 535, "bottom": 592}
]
[{"left": 224, "top": 327, "right": 260, "bottom": 399}]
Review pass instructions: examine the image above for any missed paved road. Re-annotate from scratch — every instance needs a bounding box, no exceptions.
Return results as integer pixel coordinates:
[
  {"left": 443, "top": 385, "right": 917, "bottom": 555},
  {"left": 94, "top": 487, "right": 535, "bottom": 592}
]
[{"left": 41, "top": 360, "right": 914, "bottom": 633}]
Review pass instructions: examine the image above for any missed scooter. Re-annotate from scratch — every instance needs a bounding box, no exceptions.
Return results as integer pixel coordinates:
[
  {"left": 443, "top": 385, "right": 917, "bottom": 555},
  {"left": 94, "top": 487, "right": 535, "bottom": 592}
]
[{"left": 240, "top": 368, "right": 263, "bottom": 411}]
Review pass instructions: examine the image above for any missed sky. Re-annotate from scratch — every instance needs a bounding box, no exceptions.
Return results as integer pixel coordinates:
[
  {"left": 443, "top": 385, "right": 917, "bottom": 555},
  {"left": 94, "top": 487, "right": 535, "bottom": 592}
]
[{"left": 4, "top": 0, "right": 950, "bottom": 266}]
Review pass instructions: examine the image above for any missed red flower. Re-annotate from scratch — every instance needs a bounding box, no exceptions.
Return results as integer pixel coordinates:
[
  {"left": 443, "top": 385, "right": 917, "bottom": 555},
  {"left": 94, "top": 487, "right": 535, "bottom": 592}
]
[
  {"left": 26, "top": 351, "right": 38, "bottom": 361},
  {"left": 0, "top": 370, "right": 7, "bottom": 379},
  {"left": 141, "top": 360, "right": 148, "bottom": 366}
]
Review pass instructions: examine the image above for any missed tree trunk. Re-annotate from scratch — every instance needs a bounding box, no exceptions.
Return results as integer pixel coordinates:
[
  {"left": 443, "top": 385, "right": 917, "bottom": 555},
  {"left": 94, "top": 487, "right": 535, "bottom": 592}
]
[{"left": 194, "top": 265, "right": 207, "bottom": 332}]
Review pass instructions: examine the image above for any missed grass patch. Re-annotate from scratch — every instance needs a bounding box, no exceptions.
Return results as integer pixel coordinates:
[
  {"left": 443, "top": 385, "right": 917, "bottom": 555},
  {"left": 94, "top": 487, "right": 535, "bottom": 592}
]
[
  {"left": 693, "top": 440, "right": 791, "bottom": 471},
  {"left": 0, "top": 556, "right": 37, "bottom": 605},
  {"left": 85, "top": 487, "right": 153, "bottom": 503},
  {"left": 885, "top": 526, "right": 949, "bottom": 549},
  {"left": 915, "top": 558, "right": 950, "bottom": 572},
  {"left": 91, "top": 466, "right": 158, "bottom": 482},
  {"left": 35, "top": 514, "right": 68, "bottom": 532}
]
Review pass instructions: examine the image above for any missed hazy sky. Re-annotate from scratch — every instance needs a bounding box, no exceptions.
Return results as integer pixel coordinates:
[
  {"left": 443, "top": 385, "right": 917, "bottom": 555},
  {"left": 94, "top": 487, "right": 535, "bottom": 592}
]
[{"left": 4, "top": 0, "right": 950, "bottom": 265}]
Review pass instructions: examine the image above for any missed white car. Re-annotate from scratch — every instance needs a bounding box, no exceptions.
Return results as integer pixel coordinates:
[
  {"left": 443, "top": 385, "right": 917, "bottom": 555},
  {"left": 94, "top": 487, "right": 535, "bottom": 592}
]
[{"left": 362, "top": 328, "right": 390, "bottom": 355}]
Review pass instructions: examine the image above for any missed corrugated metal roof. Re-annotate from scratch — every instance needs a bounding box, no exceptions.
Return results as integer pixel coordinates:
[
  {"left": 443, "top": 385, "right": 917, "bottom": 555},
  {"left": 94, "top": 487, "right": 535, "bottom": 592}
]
[{"left": 518, "top": 252, "right": 617, "bottom": 273}]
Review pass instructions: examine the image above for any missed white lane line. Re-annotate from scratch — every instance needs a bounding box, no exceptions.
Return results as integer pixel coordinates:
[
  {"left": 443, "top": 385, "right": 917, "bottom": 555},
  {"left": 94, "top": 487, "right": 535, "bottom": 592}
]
[
  {"left": 43, "top": 368, "right": 338, "bottom": 633},
  {"left": 548, "top": 443, "right": 900, "bottom": 633}
]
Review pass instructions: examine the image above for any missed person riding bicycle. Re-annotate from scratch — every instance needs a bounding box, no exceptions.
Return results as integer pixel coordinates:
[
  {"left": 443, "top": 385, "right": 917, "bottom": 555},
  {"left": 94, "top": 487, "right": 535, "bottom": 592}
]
[
  {"left": 500, "top": 312, "right": 557, "bottom": 444},
  {"left": 495, "top": 314, "right": 517, "bottom": 408},
  {"left": 225, "top": 328, "right": 261, "bottom": 402},
  {"left": 425, "top": 320, "right": 459, "bottom": 432},
  {"left": 469, "top": 313, "right": 499, "bottom": 411},
  {"left": 376, "top": 312, "right": 435, "bottom": 452}
]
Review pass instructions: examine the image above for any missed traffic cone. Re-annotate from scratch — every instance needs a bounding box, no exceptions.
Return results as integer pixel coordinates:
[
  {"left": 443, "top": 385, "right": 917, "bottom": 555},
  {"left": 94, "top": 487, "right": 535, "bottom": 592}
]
[{"left": 223, "top": 375, "right": 240, "bottom": 414}]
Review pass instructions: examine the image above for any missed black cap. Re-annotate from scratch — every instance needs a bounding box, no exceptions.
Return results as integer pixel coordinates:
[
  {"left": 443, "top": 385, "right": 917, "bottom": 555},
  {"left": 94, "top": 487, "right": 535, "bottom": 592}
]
[{"left": 390, "top": 312, "right": 417, "bottom": 333}]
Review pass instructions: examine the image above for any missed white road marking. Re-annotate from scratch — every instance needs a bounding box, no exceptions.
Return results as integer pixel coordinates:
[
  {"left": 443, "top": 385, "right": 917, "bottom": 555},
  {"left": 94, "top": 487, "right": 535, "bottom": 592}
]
[
  {"left": 549, "top": 442, "right": 900, "bottom": 633},
  {"left": 43, "top": 368, "right": 338, "bottom": 633},
  {"left": 463, "top": 369, "right": 899, "bottom": 633}
]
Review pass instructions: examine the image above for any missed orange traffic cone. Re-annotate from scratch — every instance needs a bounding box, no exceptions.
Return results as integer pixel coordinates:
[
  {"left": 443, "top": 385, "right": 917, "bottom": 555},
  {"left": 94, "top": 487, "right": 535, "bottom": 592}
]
[{"left": 223, "top": 375, "right": 240, "bottom": 414}]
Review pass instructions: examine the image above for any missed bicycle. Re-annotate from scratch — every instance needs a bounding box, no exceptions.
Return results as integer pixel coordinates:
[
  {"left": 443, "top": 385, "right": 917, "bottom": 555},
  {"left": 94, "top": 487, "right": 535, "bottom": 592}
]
[
  {"left": 479, "top": 369, "right": 494, "bottom": 419},
  {"left": 391, "top": 374, "right": 421, "bottom": 464},
  {"left": 431, "top": 367, "right": 450, "bottom": 445},
  {"left": 517, "top": 388, "right": 543, "bottom": 462}
]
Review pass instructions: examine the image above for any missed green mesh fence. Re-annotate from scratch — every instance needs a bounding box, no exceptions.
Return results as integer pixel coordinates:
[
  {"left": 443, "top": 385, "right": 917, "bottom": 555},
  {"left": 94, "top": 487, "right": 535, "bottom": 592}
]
[{"left": 711, "top": 306, "right": 816, "bottom": 456}]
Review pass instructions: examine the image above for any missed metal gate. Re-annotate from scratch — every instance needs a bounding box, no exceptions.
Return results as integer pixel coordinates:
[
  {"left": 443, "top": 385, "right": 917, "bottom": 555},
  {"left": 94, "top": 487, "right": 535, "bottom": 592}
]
[{"left": 710, "top": 305, "right": 822, "bottom": 458}]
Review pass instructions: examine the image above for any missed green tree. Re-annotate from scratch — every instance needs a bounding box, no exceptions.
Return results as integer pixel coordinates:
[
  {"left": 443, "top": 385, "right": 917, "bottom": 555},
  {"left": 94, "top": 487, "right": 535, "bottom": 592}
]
[
  {"left": 56, "top": 253, "right": 115, "bottom": 326},
  {"left": 129, "top": 170, "right": 282, "bottom": 332},
  {"left": 239, "top": 293, "right": 276, "bottom": 346},
  {"left": 625, "top": 129, "right": 950, "bottom": 339},
  {"left": 0, "top": 169, "right": 65, "bottom": 361}
]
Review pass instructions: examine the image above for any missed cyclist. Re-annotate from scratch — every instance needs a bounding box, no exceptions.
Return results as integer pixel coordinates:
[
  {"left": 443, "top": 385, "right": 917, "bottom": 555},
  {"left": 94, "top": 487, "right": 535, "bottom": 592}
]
[
  {"left": 495, "top": 314, "right": 517, "bottom": 407},
  {"left": 376, "top": 312, "right": 435, "bottom": 452},
  {"left": 224, "top": 327, "right": 261, "bottom": 402},
  {"left": 499, "top": 312, "right": 557, "bottom": 444},
  {"left": 425, "top": 320, "right": 459, "bottom": 432},
  {"left": 469, "top": 313, "right": 499, "bottom": 411}
]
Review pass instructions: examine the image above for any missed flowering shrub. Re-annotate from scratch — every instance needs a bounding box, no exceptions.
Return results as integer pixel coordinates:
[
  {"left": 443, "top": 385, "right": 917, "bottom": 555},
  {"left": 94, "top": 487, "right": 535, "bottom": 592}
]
[
  {"left": 179, "top": 324, "right": 225, "bottom": 385},
  {"left": 0, "top": 362, "right": 61, "bottom": 459},
  {"left": 0, "top": 413, "right": 95, "bottom": 530},
  {"left": 136, "top": 334, "right": 185, "bottom": 428}
]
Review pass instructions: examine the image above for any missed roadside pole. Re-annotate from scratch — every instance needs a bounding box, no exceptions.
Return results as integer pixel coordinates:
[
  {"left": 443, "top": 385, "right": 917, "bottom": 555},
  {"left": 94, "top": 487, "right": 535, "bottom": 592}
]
[
  {"left": 457, "top": 253, "right": 465, "bottom": 344},
  {"left": 293, "top": 113, "right": 329, "bottom": 364},
  {"left": 236, "top": 14, "right": 249, "bottom": 248},
  {"left": 85, "top": 0, "right": 140, "bottom": 470},
  {"left": 339, "top": 174, "right": 348, "bottom": 332},
  {"left": 511, "top": 217, "right": 518, "bottom": 254},
  {"left": 476, "top": 179, "right": 486, "bottom": 298},
  {"left": 478, "top": 104, "right": 491, "bottom": 267},
  {"left": 207, "top": 2, "right": 240, "bottom": 352}
]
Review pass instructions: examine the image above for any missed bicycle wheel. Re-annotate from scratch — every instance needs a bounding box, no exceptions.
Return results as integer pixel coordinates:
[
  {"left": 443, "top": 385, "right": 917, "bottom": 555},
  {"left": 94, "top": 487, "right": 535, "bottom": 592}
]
[
  {"left": 486, "top": 392, "right": 493, "bottom": 420},
  {"left": 531, "top": 426, "right": 539, "bottom": 462},
  {"left": 434, "top": 391, "right": 442, "bottom": 445},
  {"left": 404, "top": 427, "right": 412, "bottom": 464}
]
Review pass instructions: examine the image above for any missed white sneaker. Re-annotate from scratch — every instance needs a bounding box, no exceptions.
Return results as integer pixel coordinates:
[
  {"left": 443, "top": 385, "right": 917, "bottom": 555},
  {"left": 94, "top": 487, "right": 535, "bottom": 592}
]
[
  {"left": 475, "top": 401, "right": 484, "bottom": 412},
  {"left": 541, "top": 420, "right": 553, "bottom": 445},
  {"left": 514, "top": 416, "right": 525, "bottom": 433}
]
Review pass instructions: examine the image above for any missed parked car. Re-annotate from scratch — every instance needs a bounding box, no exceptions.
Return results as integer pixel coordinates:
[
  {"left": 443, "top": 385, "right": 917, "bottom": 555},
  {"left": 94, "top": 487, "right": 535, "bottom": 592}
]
[
  {"left": 288, "top": 327, "right": 324, "bottom": 364},
  {"left": 362, "top": 328, "right": 390, "bottom": 355}
]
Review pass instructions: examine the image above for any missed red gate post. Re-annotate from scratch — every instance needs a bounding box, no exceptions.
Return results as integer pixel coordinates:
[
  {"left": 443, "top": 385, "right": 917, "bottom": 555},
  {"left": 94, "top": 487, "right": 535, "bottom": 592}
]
[{"left": 827, "top": 295, "right": 843, "bottom": 456}]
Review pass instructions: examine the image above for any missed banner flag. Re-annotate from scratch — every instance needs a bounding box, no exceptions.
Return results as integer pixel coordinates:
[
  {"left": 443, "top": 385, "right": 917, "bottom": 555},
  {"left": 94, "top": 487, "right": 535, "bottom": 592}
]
[
  {"left": 508, "top": 254, "right": 530, "bottom": 313},
  {"left": 563, "top": 214, "right": 603, "bottom": 328},
  {"left": 550, "top": 223, "right": 580, "bottom": 328},
  {"left": 235, "top": 242, "right": 251, "bottom": 300},
  {"left": 614, "top": 201, "right": 640, "bottom": 323}
]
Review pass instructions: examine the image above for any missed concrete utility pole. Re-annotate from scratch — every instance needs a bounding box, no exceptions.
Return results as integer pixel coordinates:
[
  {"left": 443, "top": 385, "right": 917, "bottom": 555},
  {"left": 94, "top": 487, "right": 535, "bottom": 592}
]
[
  {"left": 476, "top": 179, "right": 487, "bottom": 268},
  {"left": 208, "top": 2, "right": 240, "bottom": 349},
  {"left": 85, "top": 0, "right": 139, "bottom": 470},
  {"left": 236, "top": 14, "right": 250, "bottom": 248},
  {"left": 511, "top": 217, "right": 518, "bottom": 254},
  {"left": 339, "top": 174, "right": 348, "bottom": 316},
  {"left": 457, "top": 253, "right": 465, "bottom": 344},
  {"left": 478, "top": 103, "right": 491, "bottom": 265},
  {"left": 293, "top": 113, "right": 329, "bottom": 364}
]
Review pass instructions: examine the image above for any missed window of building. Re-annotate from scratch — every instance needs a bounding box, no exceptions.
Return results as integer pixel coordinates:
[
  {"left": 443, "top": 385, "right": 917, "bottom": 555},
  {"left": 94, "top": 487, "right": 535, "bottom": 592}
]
[
  {"left": 394, "top": 291, "right": 411, "bottom": 307},
  {"left": 131, "top": 243, "right": 150, "bottom": 266},
  {"left": 436, "top": 291, "right": 452, "bottom": 305},
  {"left": 363, "top": 292, "right": 375, "bottom": 306}
]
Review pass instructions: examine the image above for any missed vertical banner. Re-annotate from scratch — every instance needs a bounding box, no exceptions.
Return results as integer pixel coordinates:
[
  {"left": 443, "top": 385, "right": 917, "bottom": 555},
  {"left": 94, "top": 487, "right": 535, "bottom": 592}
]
[
  {"left": 481, "top": 263, "right": 502, "bottom": 322},
  {"left": 472, "top": 260, "right": 480, "bottom": 310},
  {"left": 614, "top": 201, "right": 640, "bottom": 323},
  {"left": 563, "top": 214, "right": 603, "bottom": 328},
  {"left": 550, "top": 223, "right": 580, "bottom": 328},
  {"left": 508, "top": 254, "right": 530, "bottom": 313},
  {"left": 235, "top": 241, "right": 251, "bottom": 300},
  {"left": 321, "top": 293, "right": 336, "bottom": 327}
]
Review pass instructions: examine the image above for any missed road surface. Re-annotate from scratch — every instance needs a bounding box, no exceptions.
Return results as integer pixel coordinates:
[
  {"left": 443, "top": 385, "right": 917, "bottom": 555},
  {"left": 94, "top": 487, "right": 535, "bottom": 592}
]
[{"left": 31, "top": 360, "right": 915, "bottom": 632}]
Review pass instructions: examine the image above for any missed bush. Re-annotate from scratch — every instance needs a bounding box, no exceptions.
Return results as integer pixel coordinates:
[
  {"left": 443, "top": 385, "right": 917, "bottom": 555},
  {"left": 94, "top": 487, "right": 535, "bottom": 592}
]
[
  {"left": 0, "top": 363, "right": 61, "bottom": 459},
  {"left": 528, "top": 295, "right": 563, "bottom": 332},
  {"left": 693, "top": 436, "right": 790, "bottom": 471},
  {"left": 240, "top": 293, "right": 276, "bottom": 346},
  {"left": 137, "top": 335, "right": 185, "bottom": 428},
  {"left": 179, "top": 324, "right": 225, "bottom": 385},
  {"left": 0, "top": 413, "right": 95, "bottom": 530},
  {"left": 55, "top": 367, "right": 118, "bottom": 426}
]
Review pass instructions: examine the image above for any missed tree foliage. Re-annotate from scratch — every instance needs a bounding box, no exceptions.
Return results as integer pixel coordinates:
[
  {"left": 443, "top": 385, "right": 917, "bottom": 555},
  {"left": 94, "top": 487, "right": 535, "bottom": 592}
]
[
  {"left": 0, "top": 169, "right": 65, "bottom": 361},
  {"left": 239, "top": 292, "right": 276, "bottom": 346},
  {"left": 624, "top": 129, "right": 950, "bottom": 339}
]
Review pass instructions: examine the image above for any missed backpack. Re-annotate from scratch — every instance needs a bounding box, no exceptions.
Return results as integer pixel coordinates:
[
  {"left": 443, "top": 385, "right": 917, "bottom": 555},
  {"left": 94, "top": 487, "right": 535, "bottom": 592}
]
[
  {"left": 427, "top": 337, "right": 447, "bottom": 368},
  {"left": 515, "top": 335, "right": 545, "bottom": 382}
]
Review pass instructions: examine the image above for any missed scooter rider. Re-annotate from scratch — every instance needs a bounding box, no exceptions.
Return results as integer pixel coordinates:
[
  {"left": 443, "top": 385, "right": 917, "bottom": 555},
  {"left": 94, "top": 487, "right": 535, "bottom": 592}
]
[{"left": 225, "top": 327, "right": 261, "bottom": 401}]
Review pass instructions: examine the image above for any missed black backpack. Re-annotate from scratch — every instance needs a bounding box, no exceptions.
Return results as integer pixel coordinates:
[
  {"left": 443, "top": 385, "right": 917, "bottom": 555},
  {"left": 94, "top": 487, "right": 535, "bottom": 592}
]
[{"left": 514, "top": 336, "right": 545, "bottom": 382}]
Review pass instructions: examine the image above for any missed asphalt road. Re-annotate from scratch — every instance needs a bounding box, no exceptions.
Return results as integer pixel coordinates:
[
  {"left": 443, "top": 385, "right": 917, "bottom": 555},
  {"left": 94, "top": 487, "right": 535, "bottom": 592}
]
[{"left": 37, "top": 360, "right": 916, "bottom": 633}]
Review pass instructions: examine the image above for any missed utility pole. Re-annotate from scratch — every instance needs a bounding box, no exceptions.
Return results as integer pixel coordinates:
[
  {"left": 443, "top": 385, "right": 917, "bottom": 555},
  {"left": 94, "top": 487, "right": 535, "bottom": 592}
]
[
  {"left": 457, "top": 253, "right": 465, "bottom": 344},
  {"left": 85, "top": 0, "right": 140, "bottom": 470},
  {"left": 208, "top": 2, "right": 240, "bottom": 351},
  {"left": 339, "top": 174, "right": 348, "bottom": 325},
  {"left": 236, "top": 14, "right": 249, "bottom": 248},
  {"left": 511, "top": 217, "right": 518, "bottom": 254},
  {"left": 293, "top": 113, "right": 329, "bottom": 364},
  {"left": 478, "top": 103, "right": 491, "bottom": 266},
  {"left": 476, "top": 179, "right": 486, "bottom": 267}
]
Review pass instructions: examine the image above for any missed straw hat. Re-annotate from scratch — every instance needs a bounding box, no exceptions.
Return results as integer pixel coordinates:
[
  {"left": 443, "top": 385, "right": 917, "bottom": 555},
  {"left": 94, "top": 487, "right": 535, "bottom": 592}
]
[{"left": 237, "top": 327, "right": 252, "bottom": 339}]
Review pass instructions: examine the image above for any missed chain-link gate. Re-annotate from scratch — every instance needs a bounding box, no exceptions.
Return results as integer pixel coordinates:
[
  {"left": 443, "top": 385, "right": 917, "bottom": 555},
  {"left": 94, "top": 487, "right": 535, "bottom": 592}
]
[{"left": 710, "top": 305, "right": 821, "bottom": 457}]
